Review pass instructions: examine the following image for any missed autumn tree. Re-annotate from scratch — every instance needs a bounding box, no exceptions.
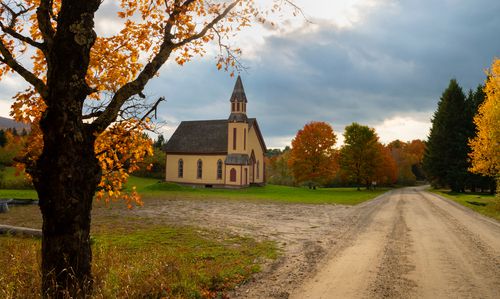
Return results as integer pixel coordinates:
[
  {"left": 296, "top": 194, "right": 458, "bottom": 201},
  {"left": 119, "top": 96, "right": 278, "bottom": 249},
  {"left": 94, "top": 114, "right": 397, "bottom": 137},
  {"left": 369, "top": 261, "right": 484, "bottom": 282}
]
[
  {"left": 469, "top": 58, "right": 500, "bottom": 195},
  {"left": 0, "top": 0, "right": 297, "bottom": 296},
  {"left": 289, "top": 121, "right": 338, "bottom": 189},
  {"left": 375, "top": 143, "right": 398, "bottom": 186},
  {"left": 388, "top": 139, "right": 426, "bottom": 185},
  {"left": 424, "top": 79, "right": 470, "bottom": 192},
  {"left": 339, "top": 123, "right": 383, "bottom": 190},
  {"left": 266, "top": 146, "right": 293, "bottom": 186}
]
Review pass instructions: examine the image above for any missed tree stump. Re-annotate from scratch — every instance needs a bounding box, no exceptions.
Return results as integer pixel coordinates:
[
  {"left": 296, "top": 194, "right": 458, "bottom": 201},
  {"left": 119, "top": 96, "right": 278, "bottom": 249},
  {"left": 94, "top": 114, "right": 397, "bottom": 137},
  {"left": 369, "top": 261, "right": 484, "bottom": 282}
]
[{"left": 0, "top": 202, "right": 8, "bottom": 213}]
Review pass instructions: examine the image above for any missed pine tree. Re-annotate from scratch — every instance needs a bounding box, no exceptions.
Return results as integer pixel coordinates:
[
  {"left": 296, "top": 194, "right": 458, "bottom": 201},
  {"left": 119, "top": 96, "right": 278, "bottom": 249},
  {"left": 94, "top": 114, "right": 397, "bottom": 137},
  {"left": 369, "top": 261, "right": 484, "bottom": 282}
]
[
  {"left": 0, "top": 129, "right": 6, "bottom": 148},
  {"left": 424, "top": 79, "right": 469, "bottom": 192},
  {"left": 464, "top": 85, "right": 495, "bottom": 192}
]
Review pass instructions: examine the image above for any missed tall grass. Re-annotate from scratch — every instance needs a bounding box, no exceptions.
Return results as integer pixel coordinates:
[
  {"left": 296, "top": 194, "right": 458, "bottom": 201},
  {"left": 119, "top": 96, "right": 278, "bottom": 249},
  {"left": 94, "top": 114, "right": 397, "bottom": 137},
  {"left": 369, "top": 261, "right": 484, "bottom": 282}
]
[{"left": 0, "top": 227, "right": 277, "bottom": 298}]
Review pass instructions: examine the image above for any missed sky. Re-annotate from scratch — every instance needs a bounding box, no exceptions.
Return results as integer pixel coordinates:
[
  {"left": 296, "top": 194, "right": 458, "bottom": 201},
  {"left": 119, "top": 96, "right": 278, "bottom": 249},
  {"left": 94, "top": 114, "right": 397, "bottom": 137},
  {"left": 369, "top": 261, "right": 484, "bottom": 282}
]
[{"left": 1, "top": 0, "right": 499, "bottom": 148}]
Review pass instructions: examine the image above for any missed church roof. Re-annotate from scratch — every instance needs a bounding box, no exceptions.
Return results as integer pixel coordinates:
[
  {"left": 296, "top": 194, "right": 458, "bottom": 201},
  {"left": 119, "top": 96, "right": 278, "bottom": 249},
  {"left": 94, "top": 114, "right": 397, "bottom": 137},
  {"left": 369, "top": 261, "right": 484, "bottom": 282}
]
[
  {"left": 229, "top": 75, "right": 248, "bottom": 103},
  {"left": 164, "top": 120, "right": 228, "bottom": 154},
  {"left": 164, "top": 118, "right": 264, "bottom": 154}
]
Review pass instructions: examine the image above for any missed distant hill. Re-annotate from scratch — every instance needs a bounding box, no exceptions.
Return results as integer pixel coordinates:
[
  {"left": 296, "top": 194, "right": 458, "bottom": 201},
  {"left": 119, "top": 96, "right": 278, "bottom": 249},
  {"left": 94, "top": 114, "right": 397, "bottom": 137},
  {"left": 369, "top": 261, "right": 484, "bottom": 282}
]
[{"left": 0, "top": 116, "right": 30, "bottom": 131}]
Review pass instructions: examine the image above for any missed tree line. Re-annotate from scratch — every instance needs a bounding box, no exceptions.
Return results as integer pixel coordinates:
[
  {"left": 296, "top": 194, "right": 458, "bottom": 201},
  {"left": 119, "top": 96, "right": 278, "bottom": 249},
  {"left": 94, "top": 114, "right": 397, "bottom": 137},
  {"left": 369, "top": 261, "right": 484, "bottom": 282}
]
[
  {"left": 266, "top": 121, "right": 426, "bottom": 190},
  {"left": 424, "top": 59, "right": 499, "bottom": 194}
]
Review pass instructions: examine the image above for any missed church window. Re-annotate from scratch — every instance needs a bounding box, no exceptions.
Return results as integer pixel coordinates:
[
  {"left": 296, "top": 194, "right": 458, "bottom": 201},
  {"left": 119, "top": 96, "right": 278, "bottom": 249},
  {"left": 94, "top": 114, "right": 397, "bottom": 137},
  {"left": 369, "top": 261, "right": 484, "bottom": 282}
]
[
  {"left": 178, "top": 159, "right": 183, "bottom": 178},
  {"left": 217, "top": 160, "right": 223, "bottom": 180},
  {"left": 232, "top": 102, "right": 235, "bottom": 111},
  {"left": 244, "top": 128, "right": 246, "bottom": 150},
  {"left": 197, "top": 159, "right": 202, "bottom": 179},
  {"left": 230, "top": 168, "right": 237, "bottom": 182},
  {"left": 257, "top": 160, "right": 260, "bottom": 179},
  {"left": 233, "top": 128, "right": 237, "bottom": 150},
  {"left": 237, "top": 102, "right": 240, "bottom": 111}
]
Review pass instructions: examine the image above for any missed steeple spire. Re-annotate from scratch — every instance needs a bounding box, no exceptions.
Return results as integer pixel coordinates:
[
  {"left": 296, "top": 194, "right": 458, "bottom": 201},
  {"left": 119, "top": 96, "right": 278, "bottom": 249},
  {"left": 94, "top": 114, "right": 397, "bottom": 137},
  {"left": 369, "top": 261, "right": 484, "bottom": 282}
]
[
  {"left": 230, "top": 75, "right": 248, "bottom": 103},
  {"left": 228, "top": 75, "right": 248, "bottom": 122}
]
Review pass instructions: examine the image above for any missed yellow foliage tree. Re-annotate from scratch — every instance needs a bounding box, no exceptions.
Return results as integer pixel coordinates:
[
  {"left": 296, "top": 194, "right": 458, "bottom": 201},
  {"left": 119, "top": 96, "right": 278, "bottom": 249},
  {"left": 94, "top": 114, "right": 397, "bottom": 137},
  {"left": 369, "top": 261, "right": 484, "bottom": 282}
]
[
  {"left": 0, "top": 0, "right": 298, "bottom": 295},
  {"left": 469, "top": 58, "right": 500, "bottom": 195}
]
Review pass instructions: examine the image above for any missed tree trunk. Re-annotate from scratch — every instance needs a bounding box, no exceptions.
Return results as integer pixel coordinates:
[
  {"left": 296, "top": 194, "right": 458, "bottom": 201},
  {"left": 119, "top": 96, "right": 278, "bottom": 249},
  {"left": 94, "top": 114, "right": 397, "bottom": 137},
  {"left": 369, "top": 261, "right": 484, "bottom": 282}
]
[{"left": 31, "top": 108, "right": 101, "bottom": 298}]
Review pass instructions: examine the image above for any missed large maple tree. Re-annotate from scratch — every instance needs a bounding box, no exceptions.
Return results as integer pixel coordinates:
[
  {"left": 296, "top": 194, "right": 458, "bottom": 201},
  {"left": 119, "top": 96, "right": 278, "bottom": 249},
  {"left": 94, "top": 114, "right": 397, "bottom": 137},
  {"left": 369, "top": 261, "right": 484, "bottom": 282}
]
[
  {"left": 0, "top": 0, "right": 296, "bottom": 296},
  {"left": 289, "top": 121, "right": 338, "bottom": 188}
]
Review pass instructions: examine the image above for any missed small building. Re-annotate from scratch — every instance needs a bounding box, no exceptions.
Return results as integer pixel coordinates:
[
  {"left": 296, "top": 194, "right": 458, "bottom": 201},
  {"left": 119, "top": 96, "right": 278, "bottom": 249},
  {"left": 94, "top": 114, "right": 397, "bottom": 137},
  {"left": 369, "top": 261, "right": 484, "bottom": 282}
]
[{"left": 164, "top": 76, "right": 266, "bottom": 188}]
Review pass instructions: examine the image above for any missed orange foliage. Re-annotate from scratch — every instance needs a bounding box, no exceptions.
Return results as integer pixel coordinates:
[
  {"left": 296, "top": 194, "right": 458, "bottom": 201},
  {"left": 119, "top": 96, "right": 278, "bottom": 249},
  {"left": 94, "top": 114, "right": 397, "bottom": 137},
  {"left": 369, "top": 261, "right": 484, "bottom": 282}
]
[
  {"left": 289, "top": 122, "right": 338, "bottom": 187},
  {"left": 388, "top": 139, "right": 426, "bottom": 184},
  {"left": 375, "top": 144, "right": 398, "bottom": 185}
]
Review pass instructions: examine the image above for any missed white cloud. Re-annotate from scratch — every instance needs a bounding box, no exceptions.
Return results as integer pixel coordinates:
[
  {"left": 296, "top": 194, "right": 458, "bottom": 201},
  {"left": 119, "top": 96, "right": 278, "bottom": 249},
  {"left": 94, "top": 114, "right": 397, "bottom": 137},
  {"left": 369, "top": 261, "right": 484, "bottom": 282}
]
[
  {"left": 373, "top": 115, "right": 432, "bottom": 144},
  {"left": 0, "top": 100, "right": 12, "bottom": 118}
]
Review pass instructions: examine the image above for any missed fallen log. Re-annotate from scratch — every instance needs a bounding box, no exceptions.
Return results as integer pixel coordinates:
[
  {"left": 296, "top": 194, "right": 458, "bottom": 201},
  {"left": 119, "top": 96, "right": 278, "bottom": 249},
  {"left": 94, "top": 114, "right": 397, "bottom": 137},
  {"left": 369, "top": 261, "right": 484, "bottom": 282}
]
[{"left": 0, "top": 224, "right": 42, "bottom": 237}]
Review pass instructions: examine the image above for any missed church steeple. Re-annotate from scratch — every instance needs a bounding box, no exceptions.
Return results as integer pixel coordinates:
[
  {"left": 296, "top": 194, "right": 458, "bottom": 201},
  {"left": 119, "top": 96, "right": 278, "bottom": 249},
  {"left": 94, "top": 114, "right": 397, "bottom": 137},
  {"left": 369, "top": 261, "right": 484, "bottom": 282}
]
[{"left": 229, "top": 75, "right": 248, "bottom": 122}]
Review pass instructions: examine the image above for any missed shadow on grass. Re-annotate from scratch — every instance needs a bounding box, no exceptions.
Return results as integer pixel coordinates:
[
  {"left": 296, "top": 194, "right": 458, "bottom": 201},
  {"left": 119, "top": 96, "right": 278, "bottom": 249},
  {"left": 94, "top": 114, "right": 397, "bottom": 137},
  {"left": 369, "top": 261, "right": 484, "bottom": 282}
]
[{"left": 466, "top": 201, "right": 488, "bottom": 207}]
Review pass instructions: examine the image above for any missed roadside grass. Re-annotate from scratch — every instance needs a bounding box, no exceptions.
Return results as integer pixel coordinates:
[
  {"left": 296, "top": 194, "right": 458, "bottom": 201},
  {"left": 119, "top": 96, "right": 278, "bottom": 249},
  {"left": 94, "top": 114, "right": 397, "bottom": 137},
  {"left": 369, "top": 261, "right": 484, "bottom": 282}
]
[
  {"left": 431, "top": 189, "right": 500, "bottom": 221},
  {"left": 0, "top": 225, "right": 277, "bottom": 298}
]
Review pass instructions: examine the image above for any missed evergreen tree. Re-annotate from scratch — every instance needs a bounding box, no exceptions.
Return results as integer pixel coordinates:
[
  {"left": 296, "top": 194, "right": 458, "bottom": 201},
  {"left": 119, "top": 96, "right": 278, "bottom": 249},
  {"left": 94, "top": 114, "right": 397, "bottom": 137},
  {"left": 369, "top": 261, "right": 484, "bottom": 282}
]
[
  {"left": 0, "top": 130, "right": 6, "bottom": 147},
  {"left": 424, "top": 79, "right": 469, "bottom": 192},
  {"left": 153, "top": 134, "right": 166, "bottom": 149},
  {"left": 464, "top": 85, "right": 495, "bottom": 192}
]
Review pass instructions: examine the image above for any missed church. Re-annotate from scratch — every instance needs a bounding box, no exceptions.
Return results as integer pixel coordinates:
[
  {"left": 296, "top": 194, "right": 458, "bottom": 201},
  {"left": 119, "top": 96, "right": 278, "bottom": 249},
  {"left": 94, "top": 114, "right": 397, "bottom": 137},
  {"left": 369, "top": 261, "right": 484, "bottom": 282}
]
[{"left": 164, "top": 76, "right": 266, "bottom": 188}]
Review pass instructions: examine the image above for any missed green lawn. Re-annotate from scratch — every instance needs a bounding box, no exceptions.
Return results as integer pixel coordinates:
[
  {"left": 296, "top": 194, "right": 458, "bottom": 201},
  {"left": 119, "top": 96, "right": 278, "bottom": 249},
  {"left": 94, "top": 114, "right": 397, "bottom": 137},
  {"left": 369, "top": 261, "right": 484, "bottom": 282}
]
[
  {"left": 431, "top": 189, "right": 500, "bottom": 221},
  {"left": 0, "top": 172, "right": 389, "bottom": 205},
  {"left": 131, "top": 176, "right": 389, "bottom": 205}
]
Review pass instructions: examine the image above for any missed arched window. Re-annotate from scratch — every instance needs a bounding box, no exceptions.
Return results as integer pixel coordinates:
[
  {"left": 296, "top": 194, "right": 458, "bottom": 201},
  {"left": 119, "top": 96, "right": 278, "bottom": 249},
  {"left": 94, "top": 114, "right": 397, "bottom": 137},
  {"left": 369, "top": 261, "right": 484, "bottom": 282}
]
[
  {"left": 237, "top": 102, "right": 240, "bottom": 111},
  {"left": 257, "top": 160, "right": 260, "bottom": 179},
  {"left": 217, "top": 160, "right": 223, "bottom": 180},
  {"left": 230, "top": 168, "right": 237, "bottom": 182},
  {"left": 178, "top": 159, "right": 183, "bottom": 178},
  {"left": 197, "top": 159, "right": 202, "bottom": 179}
]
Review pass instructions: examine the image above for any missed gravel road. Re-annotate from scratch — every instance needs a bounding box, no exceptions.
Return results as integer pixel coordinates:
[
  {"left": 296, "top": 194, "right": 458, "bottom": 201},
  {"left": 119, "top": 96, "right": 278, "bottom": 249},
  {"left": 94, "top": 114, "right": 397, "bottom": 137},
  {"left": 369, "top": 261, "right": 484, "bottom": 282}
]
[{"left": 290, "top": 187, "right": 500, "bottom": 299}]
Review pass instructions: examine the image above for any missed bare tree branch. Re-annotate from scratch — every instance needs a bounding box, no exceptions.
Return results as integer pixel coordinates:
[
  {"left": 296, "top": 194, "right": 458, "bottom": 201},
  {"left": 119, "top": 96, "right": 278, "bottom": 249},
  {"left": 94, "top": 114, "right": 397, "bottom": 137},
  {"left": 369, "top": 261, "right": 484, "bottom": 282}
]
[
  {"left": 0, "top": 22, "right": 45, "bottom": 50},
  {"left": 174, "top": 0, "right": 239, "bottom": 48},
  {"left": 0, "top": 39, "right": 48, "bottom": 98},
  {"left": 36, "top": 0, "right": 55, "bottom": 45},
  {"left": 91, "top": 0, "right": 241, "bottom": 133}
]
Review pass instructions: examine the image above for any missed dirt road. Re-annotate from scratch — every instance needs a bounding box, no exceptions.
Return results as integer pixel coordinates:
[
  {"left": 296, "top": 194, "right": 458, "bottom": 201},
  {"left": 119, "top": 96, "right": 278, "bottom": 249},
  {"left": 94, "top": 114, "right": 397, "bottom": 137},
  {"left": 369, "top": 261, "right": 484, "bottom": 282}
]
[
  {"left": 124, "top": 187, "right": 500, "bottom": 298},
  {"left": 290, "top": 187, "right": 500, "bottom": 299}
]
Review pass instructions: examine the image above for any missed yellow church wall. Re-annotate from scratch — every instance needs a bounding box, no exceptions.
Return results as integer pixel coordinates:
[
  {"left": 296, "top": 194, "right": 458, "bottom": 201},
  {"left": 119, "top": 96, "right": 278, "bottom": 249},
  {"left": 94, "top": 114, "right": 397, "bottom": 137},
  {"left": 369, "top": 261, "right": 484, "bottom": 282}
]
[
  {"left": 247, "top": 126, "right": 265, "bottom": 183},
  {"left": 227, "top": 122, "right": 248, "bottom": 154},
  {"left": 166, "top": 154, "right": 227, "bottom": 185}
]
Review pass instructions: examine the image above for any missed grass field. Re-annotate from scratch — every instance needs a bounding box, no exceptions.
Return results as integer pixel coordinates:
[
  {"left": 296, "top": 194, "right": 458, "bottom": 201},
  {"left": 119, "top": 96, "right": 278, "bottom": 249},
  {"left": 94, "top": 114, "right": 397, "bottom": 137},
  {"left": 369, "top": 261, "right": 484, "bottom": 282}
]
[
  {"left": 431, "top": 189, "right": 500, "bottom": 221},
  {"left": 132, "top": 176, "right": 389, "bottom": 205},
  {"left": 0, "top": 168, "right": 389, "bottom": 205}
]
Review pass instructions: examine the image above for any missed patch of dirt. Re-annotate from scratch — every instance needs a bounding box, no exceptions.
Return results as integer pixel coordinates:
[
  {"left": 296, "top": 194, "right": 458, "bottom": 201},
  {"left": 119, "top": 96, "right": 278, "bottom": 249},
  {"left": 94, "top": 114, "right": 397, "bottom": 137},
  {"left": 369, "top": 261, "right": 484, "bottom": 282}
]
[{"left": 126, "top": 198, "right": 365, "bottom": 298}]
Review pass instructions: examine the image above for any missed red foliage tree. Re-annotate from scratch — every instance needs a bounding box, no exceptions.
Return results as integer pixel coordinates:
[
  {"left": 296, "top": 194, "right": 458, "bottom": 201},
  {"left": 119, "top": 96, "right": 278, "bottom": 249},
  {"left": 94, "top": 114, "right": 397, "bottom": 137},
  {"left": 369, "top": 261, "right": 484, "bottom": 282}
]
[{"left": 289, "top": 121, "right": 338, "bottom": 188}]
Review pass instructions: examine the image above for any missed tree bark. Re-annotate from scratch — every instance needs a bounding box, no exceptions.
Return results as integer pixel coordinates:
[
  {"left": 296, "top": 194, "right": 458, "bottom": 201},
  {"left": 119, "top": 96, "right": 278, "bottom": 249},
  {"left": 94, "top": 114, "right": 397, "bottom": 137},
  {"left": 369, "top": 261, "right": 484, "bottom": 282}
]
[
  {"left": 28, "top": 1, "right": 102, "bottom": 296},
  {"left": 32, "top": 110, "right": 101, "bottom": 297}
]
